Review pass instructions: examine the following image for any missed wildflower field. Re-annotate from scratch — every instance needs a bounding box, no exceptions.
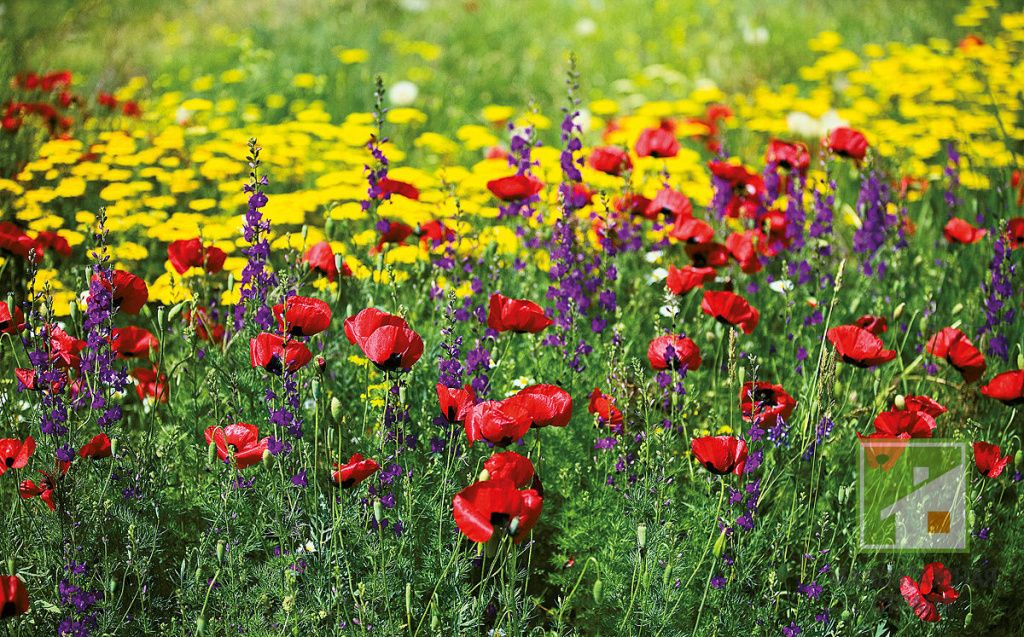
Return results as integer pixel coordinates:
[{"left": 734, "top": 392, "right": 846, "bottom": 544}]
[{"left": 3, "top": 0, "right": 1024, "bottom": 634}]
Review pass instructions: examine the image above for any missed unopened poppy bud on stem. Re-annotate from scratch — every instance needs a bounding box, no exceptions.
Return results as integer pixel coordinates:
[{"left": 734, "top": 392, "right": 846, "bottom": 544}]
[
  {"left": 330, "top": 397, "right": 343, "bottom": 420},
  {"left": 262, "top": 449, "right": 273, "bottom": 468},
  {"left": 713, "top": 529, "right": 727, "bottom": 557},
  {"left": 893, "top": 302, "right": 905, "bottom": 320},
  {"left": 108, "top": 577, "right": 117, "bottom": 595},
  {"left": 1017, "top": 349, "right": 1024, "bottom": 370},
  {"left": 373, "top": 499, "right": 383, "bottom": 523},
  {"left": 478, "top": 468, "right": 490, "bottom": 482},
  {"left": 951, "top": 303, "right": 963, "bottom": 315},
  {"left": 637, "top": 524, "right": 647, "bottom": 550},
  {"left": 405, "top": 583, "right": 412, "bottom": 618},
  {"left": 592, "top": 579, "right": 604, "bottom": 604},
  {"left": 216, "top": 540, "right": 225, "bottom": 564},
  {"left": 894, "top": 395, "right": 906, "bottom": 410},
  {"left": 207, "top": 440, "right": 217, "bottom": 465}
]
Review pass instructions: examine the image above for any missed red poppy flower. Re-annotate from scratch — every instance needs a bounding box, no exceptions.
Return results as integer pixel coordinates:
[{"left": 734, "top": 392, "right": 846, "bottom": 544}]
[
  {"left": 647, "top": 334, "right": 702, "bottom": 371},
  {"left": 34, "top": 230, "right": 71, "bottom": 257},
  {"left": 725, "top": 231, "right": 763, "bottom": 274},
  {"left": 668, "top": 217, "right": 714, "bottom": 244},
  {"left": 0, "top": 222, "right": 39, "bottom": 260},
  {"left": 902, "top": 395, "right": 947, "bottom": 418},
  {"left": 453, "top": 479, "right": 541, "bottom": 543},
  {"left": 900, "top": 562, "right": 957, "bottom": 622},
  {"left": 122, "top": 101, "right": 142, "bottom": 118},
  {"left": 331, "top": 453, "right": 380, "bottom": 488},
  {"left": 1006, "top": 217, "right": 1024, "bottom": 250},
  {"left": 487, "top": 293, "right": 553, "bottom": 334},
  {"left": 370, "top": 220, "right": 415, "bottom": 255},
  {"left": 464, "top": 400, "right": 532, "bottom": 447},
  {"left": 185, "top": 308, "right": 225, "bottom": 343},
  {"left": 110, "top": 326, "right": 158, "bottom": 359},
  {"left": 343, "top": 308, "right": 424, "bottom": 372},
  {"left": 0, "top": 436, "right": 35, "bottom": 476},
  {"left": 826, "top": 127, "right": 869, "bottom": 161},
  {"left": 14, "top": 368, "right": 66, "bottom": 392},
  {"left": 131, "top": 367, "right": 168, "bottom": 403},
  {"left": 635, "top": 126, "right": 679, "bottom": 158},
  {"left": 981, "top": 370, "right": 1024, "bottom": 406},
  {"left": 483, "top": 451, "right": 536, "bottom": 489},
  {"left": 378, "top": 177, "right": 420, "bottom": 200},
  {"left": 862, "top": 409, "right": 936, "bottom": 439},
  {"left": 204, "top": 423, "right": 269, "bottom": 469},
  {"left": 691, "top": 435, "right": 748, "bottom": 475},
  {"left": 167, "top": 238, "right": 227, "bottom": 274},
  {"left": 614, "top": 193, "right": 652, "bottom": 217},
  {"left": 437, "top": 383, "right": 476, "bottom": 423},
  {"left": 686, "top": 241, "right": 730, "bottom": 269},
  {"left": 79, "top": 433, "right": 112, "bottom": 460},
  {"left": 273, "top": 296, "right": 332, "bottom": 337},
  {"left": 666, "top": 265, "right": 716, "bottom": 295},
  {"left": 644, "top": 187, "right": 692, "bottom": 221},
  {"left": 303, "top": 241, "right": 349, "bottom": 282},
  {"left": 505, "top": 384, "right": 572, "bottom": 428},
  {"left": 419, "top": 219, "right": 455, "bottom": 247},
  {"left": 94, "top": 269, "right": 148, "bottom": 315},
  {"left": 588, "top": 388, "right": 622, "bottom": 426},
  {"left": 0, "top": 575, "right": 29, "bottom": 618},
  {"left": 943, "top": 217, "right": 986, "bottom": 245},
  {"left": 766, "top": 139, "right": 810, "bottom": 173},
  {"left": 826, "top": 325, "right": 897, "bottom": 368},
  {"left": 48, "top": 326, "right": 86, "bottom": 369},
  {"left": 588, "top": 146, "right": 632, "bottom": 175},
  {"left": 0, "top": 301, "right": 24, "bottom": 334},
  {"left": 486, "top": 174, "right": 543, "bottom": 202},
  {"left": 701, "top": 290, "right": 760, "bottom": 334},
  {"left": 855, "top": 314, "right": 887, "bottom": 335},
  {"left": 709, "top": 161, "right": 765, "bottom": 218},
  {"left": 19, "top": 471, "right": 57, "bottom": 510},
  {"left": 249, "top": 333, "right": 313, "bottom": 374},
  {"left": 973, "top": 441, "right": 1011, "bottom": 478},
  {"left": 926, "top": 327, "right": 986, "bottom": 383},
  {"left": 740, "top": 382, "right": 796, "bottom": 426}
]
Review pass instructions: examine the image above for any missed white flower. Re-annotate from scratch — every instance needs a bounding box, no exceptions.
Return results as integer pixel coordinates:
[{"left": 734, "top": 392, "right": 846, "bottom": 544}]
[
  {"left": 399, "top": 0, "right": 429, "bottom": 11},
  {"left": 573, "top": 108, "right": 592, "bottom": 133},
  {"left": 574, "top": 17, "right": 597, "bottom": 37},
  {"left": 742, "top": 25, "right": 769, "bottom": 45},
  {"left": 297, "top": 540, "right": 317, "bottom": 554},
  {"left": 659, "top": 304, "right": 680, "bottom": 318},
  {"left": 510, "top": 376, "right": 534, "bottom": 391},
  {"left": 786, "top": 111, "right": 819, "bottom": 138},
  {"left": 768, "top": 279, "right": 794, "bottom": 295},
  {"left": 819, "top": 109, "right": 848, "bottom": 134},
  {"left": 388, "top": 81, "right": 419, "bottom": 107},
  {"left": 646, "top": 267, "right": 669, "bottom": 284},
  {"left": 644, "top": 250, "right": 664, "bottom": 263}
]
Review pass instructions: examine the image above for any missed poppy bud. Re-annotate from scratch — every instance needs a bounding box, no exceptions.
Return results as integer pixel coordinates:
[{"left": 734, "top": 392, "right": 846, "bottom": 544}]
[
  {"left": 227, "top": 273, "right": 235, "bottom": 292},
  {"left": 316, "top": 357, "right": 326, "bottom": 373},
  {"left": 965, "top": 611, "right": 973, "bottom": 628},
  {"left": 207, "top": 440, "right": 218, "bottom": 465},
  {"left": 592, "top": 579, "right": 604, "bottom": 604},
  {"left": 967, "top": 509, "right": 975, "bottom": 529},
  {"left": 197, "top": 617, "right": 206, "bottom": 635},
  {"left": 951, "top": 303, "right": 963, "bottom": 315},
  {"left": 712, "top": 529, "right": 727, "bottom": 557},
  {"left": 325, "top": 217, "right": 335, "bottom": 237},
  {"left": 110, "top": 437, "right": 119, "bottom": 458},
  {"left": 399, "top": 384, "right": 407, "bottom": 404},
  {"left": 894, "top": 394, "right": 906, "bottom": 410},
  {"left": 636, "top": 524, "right": 647, "bottom": 550},
  {"left": 168, "top": 300, "right": 186, "bottom": 323},
  {"left": 330, "top": 397, "right": 343, "bottom": 420},
  {"left": 1018, "top": 349, "right": 1024, "bottom": 370},
  {"left": 6, "top": 557, "right": 13, "bottom": 573},
  {"left": 893, "top": 302, "right": 905, "bottom": 320},
  {"left": 69, "top": 298, "right": 79, "bottom": 324},
  {"left": 301, "top": 224, "right": 309, "bottom": 242},
  {"left": 431, "top": 603, "right": 440, "bottom": 630},
  {"left": 156, "top": 306, "right": 164, "bottom": 333},
  {"left": 662, "top": 563, "right": 672, "bottom": 589},
  {"left": 1015, "top": 450, "right": 1022, "bottom": 468},
  {"left": 216, "top": 540, "right": 225, "bottom": 564},
  {"left": 373, "top": 499, "right": 383, "bottom": 523},
  {"left": 478, "top": 468, "right": 490, "bottom": 482},
  {"left": 262, "top": 449, "right": 273, "bottom": 468},
  {"left": 311, "top": 380, "right": 321, "bottom": 400},
  {"left": 108, "top": 577, "right": 117, "bottom": 595},
  {"left": 405, "top": 583, "right": 412, "bottom": 619}
]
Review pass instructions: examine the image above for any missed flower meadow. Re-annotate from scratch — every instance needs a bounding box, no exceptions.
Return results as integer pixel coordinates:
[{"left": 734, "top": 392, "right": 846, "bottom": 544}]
[{"left": 3, "top": 1, "right": 1024, "bottom": 635}]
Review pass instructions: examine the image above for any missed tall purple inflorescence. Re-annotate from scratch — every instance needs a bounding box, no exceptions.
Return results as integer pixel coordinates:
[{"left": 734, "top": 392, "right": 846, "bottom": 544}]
[
  {"left": 235, "top": 138, "right": 277, "bottom": 332},
  {"left": 852, "top": 169, "right": 896, "bottom": 277},
  {"left": 977, "top": 233, "right": 1016, "bottom": 360}
]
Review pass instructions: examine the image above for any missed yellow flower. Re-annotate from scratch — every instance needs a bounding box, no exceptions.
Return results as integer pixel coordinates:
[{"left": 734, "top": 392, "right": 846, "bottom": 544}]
[
  {"left": 292, "top": 73, "right": 319, "bottom": 89},
  {"left": 338, "top": 48, "right": 369, "bottom": 64}
]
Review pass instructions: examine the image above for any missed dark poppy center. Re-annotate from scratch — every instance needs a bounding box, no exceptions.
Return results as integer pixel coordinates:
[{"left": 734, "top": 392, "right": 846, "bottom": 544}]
[
  {"left": 265, "top": 355, "right": 284, "bottom": 375},
  {"left": 692, "top": 253, "right": 707, "bottom": 267},
  {"left": 704, "top": 461, "right": 728, "bottom": 476},
  {"left": 489, "top": 512, "right": 511, "bottom": 528},
  {"left": 752, "top": 388, "right": 776, "bottom": 405},
  {"left": 4, "top": 457, "right": 14, "bottom": 468},
  {"left": 2, "top": 600, "right": 18, "bottom": 618}
]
